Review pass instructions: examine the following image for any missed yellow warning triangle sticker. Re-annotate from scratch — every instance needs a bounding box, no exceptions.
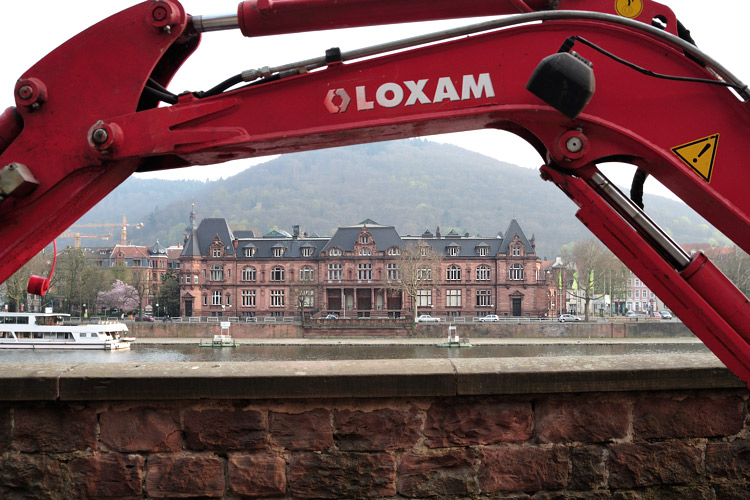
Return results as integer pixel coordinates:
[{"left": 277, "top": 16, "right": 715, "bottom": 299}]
[{"left": 671, "top": 134, "right": 719, "bottom": 183}]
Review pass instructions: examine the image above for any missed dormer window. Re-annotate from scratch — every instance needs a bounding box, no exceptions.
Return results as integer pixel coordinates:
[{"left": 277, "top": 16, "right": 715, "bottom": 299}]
[
  {"left": 273, "top": 247, "right": 286, "bottom": 258},
  {"left": 359, "top": 248, "right": 371, "bottom": 256},
  {"left": 477, "top": 246, "right": 488, "bottom": 256},
  {"left": 329, "top": 247, "right": 342, "bottom": 257},
  {"left": 512, "top": 246, "right": 521, "bottom": 256},
  {"left": 212, "top": 248, "right": 222, "bottom": 258},
  {"left": 301, "top": 246, "right": 314, "bottom": 257},
  {"left": 360, "top": 235, "right": 369, "bottom": 244},
  {"left": 244, "top": 247, "right": 256, "bottom": 257},
  {"left": 447, "top": 245, "right": 459, "bottom": 256},
  {"left": 388, "top": 247, "right": 400, "bottom": 256}
]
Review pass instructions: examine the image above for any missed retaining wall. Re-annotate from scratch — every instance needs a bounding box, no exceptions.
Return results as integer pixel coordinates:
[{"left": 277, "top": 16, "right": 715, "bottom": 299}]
[
  {"left": 129, "top": 320, "right": 695, "bottom": 339},
  {"left": 1, "top": 354, "right": 747, "bottom": 498}
]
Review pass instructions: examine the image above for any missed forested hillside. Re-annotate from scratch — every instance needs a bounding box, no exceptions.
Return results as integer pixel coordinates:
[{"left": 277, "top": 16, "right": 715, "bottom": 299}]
[{"left": 65, "top": 139, "right": 729, "bottom": 259}]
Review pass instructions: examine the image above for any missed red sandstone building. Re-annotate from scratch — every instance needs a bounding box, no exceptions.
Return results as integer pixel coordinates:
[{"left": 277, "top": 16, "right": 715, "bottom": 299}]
[{"left": 179, "top": 210, "right": 552, "bottom": 319}]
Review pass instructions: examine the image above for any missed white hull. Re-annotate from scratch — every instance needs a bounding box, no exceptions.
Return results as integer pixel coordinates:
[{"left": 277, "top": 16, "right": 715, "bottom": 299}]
[{"left": 0, "top": 312, "right": 132, "bottom": 350}]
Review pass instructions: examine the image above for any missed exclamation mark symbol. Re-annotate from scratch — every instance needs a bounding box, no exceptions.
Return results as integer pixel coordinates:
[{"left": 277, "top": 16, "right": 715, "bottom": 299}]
[{"left": 693, "top": 143, "right": 711, "bottom": 163}]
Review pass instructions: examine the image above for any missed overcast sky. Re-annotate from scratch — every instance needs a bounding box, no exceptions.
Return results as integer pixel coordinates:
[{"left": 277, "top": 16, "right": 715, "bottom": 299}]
[{"left": 3, "top": 1, "right": 747, "bottom": 200}]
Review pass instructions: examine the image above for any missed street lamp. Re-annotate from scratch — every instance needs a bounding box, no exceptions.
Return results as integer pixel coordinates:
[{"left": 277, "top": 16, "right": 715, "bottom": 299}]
[
  {"left": 156, "top": 302, "right": 160, "bottom": 318},
  {"left": 83, "top": 303, "right": 87, "bottom": 319}
]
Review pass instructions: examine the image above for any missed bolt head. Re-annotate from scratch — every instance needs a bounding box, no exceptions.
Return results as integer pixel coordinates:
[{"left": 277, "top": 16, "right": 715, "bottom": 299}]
[
  {"left": 17, "top": 85, "right": 33, "bottom": 100},
  {"left": 92, "top": 128, "right": 109, "bottom": 144},
  {"left": 566, "top": 137, "right": 583, "bottom": 153}
]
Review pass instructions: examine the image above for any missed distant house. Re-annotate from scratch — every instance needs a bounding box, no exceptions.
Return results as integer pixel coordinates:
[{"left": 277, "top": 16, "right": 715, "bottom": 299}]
[{"left": 178, "top": 209, "right": 552, "bottom": 319}]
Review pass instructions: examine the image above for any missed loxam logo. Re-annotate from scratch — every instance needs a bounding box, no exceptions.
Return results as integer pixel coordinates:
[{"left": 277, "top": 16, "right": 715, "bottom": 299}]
[{"left": 325, "top": 73, "right": 495, "bottom": 113}]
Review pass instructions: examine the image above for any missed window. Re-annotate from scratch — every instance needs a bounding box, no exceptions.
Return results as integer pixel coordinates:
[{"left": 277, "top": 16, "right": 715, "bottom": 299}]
[
  {"left": 511, "top": 246, "right": 521, "bottom": 256},
  {"left": 635, "top": 289, "right": 640, "bottom": 299},
  {"left": 133, "top": 259, "right": 141, "bottom": 267},
  {"left": 388, "top": 247, "right": 400, "bottom": 256},
  {"left": 203, "top": 295, "right": 207, "bottom": 306},
  {"left": 300, "top": 266, "right": 314, "bottom": 281},
  {"left": 242, "top": 290, "right": 256, "bottom": 307},
  {"left": 359, "top": 248, "right": 371, "bottom": 256},
  {"left": 273, "top": 247, "right": 285, "bottom": 257},
  {"left": 387, "top": 263, "right": 401, "bottom": 281},
  {"left": 634, "top": 278, "right": 641, "bottom": 286},
  {"left": 242, "top": 266, "right": 256, "bottom": 282},
  {"left": 212, "top": 248, "right": 221, "bottom": 257},
  {"left": 194, "top": 274, "right": 199, "bottom": 284},
  {"left": 446, "top": 265, "right": 461, "bottom": 281},
  {"left": 477, "top": 246, "right": 488, "bottom": 256},
  {"left": 509, "top": 263, "right": 524, "bottom": 281},
  {"left": 360, "top": 235, "right": 369, "bottom": 244},
  {"left": 271, "top": 266, "right": 285, "bottom": 281},
  {"left": 301, "top": 290, "right": 314, "bottom": 307},
  {"left": 226, "top": 294, "right": 231, "bottom": 306},
  {"left": 212, "top": 290, "right": 222, "bottom": 305},
  {"left": 329, "top": 247, "right": 342, "bottom": 256},
  {"left": 446, "top": 289, "right": 462, "bottom": 307},
  {"left": 270, "top": 289, "right": 285, "bottom": 307},
  {"left": 476, "top": 290, "right": 492, "bottom": 307},
  {"left": 210, "top": 264, "right": 224, "bottom": 281},
  {"left": 417, "top": 267, "right": 432, "bottom": 281},
  {"left": 244, "top": 247, "right": 256, "bottom": 257},
  {"left": 328, "top": 263, "right": 342, "bottom": 281},
  {"left": 301, "top": 246, "right": 314, "bottom": 257},
  {"left": 476, "top": 265, "right": 491, "bottom": 281},
  {"left": 447, "top": 245, "right": 459, "bottom": 256},
  {"left": 417, "top": 289, "right": 432, "bottom": 307},
  {"left": 186, "top": 275, "right": 191, "bottom": 284},
  {"left": 358, "top": 263, "right": 372, "bottom": 281},
  {"left": 420, "top": 246, "right": 429, "bottom": 257}
]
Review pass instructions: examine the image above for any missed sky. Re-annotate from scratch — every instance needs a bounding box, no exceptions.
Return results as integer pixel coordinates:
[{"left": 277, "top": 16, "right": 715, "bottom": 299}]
[{"left": 3, "top": 1, "right": 748, "bottom": 200}]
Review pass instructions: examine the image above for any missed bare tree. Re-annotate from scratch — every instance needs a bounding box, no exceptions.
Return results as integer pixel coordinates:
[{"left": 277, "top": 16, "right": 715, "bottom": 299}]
[
  {"left": 561, "top": 239, "right": 612, "bottom": 321},
  {"left": 288, "top": 265, "right": 317, "bottom": 322},
  {"left": 715, "top": 247, "right": 750, "bottom": 297},
  {"left": 388, "top": 242, "right": 443, "bottom": 323},
  {"left": 2, "top": 248, "right": 49, "bottom": 312}
]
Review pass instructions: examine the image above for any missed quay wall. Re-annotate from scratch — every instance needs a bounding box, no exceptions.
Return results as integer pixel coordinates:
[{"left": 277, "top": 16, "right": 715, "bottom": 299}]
[
  {"left": 129, "top": 320, "right": 695, "bottom": 339},
  {"left": 0, "top": 355, "right": 747, "bottom": 498}
]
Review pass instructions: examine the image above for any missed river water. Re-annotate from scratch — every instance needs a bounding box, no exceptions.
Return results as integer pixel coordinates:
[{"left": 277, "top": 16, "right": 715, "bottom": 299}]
[{"left": 0, "top": 342, "right": 709, "bottom": 363}]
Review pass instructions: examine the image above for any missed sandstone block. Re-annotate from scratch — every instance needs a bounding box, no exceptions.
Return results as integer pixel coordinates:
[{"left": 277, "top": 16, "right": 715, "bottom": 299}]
[
  {"left": 184, "top": 408, "right": 265, "bottom": 451},
  {"left": 634, "top": 395, "right": 745, "bottom": 439},
  {"left": 69, "top": 453, "right": 143, "bottom": 498},
  {"left": 288, "top": 452, "right": 396, "bottom": 498},
  {"left": 536, "top": 398, "right": 630, "bottom": 443},
  {"left": 229, "top": 454, "right": 286, "bottom": 497},
  {"left": 398, "top": 449, "right": 478, "bottom": 497},
  {"left": 14, "top": 405, "right": 96, "bottom": 452},
  {"left": 608, "top": 441, "right": 702, "bottom": 489},
  {"left": 100, "top": 407, "right": 181, "bottom": 452},
  {"left": 269, "top": 408, "right": 333, "bottom": 450},
  {"left": 705, "top": 439, "right": 750, "bottom": 480},
  {"left": 424, "top": 401, "right": 532, "bottom": 448},
  {"left": 479, "top": 445, "right": 568, "bottom": 493},
  {"left": 0, "top": 453, "right": 66, "bottom": 500},
  {"left": 569, "top": 445, "right": 606, "bottom": 490},
  {"left": 334, "top": 407, "right": 421, "bottom": 451},
  {"left": 146, "top": 455, "right": 224, "bottom": 498}
]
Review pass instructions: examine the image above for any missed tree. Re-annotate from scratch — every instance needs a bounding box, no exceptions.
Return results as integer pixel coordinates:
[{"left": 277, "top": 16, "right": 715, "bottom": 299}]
[
  {"left": 288, "top": 266, "right": 317, "bottom": 322},
  {"left": 715, "top": 247, "right": 750, "bottom": 297},
  {"left": 561, "top": 239, "right": 613, "bottom": 321},
  {"left": 2, "top": 248, "right": 49, "bottom": 312},
  {"left": 96, "top": 280, "right": 140, "bottom": 315},
  {"left": 388, "top": 242, "right": 443, "bottom": 323},
  {"left": 52, "top": 248, "right": 108, "bottom": 314},
  {"left": 156, "top": 271, "right": 181, "bottom": 317}
]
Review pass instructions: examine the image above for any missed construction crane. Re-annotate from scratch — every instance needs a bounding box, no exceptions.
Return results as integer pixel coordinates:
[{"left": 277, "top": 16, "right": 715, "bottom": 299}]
[
  {"left": 71, "top": 215, "right": 144, "bottom": 246},
  {"left": 59, "top": 232, "right": 111, "bottom": 248}
]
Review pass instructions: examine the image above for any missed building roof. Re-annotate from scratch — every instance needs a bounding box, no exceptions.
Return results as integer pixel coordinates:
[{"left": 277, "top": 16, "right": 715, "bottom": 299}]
[
  {"left": 182, "top": 218, "right": 235, "bottom": 258},
  {"left": 498, "top": 219, "right": 534, "bottom": 254}
]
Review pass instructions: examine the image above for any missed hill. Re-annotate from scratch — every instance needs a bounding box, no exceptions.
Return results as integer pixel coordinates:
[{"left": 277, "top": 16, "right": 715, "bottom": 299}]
[{"left": 65, "top": 139, "right": 730, "bottom": 259}]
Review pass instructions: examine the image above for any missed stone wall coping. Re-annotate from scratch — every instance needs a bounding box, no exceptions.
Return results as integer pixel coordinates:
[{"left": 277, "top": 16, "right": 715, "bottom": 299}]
[{"left": 0, "top": 353, "right": 743, "bottom": 401}]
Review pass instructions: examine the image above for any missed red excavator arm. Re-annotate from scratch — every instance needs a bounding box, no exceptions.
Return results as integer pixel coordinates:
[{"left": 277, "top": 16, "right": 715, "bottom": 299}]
[{"left": 2, "top": 0, "right": 750, "bottom": 382}]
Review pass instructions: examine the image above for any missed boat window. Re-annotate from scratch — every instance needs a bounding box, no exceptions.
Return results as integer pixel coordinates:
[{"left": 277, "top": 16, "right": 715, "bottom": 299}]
[
  {"left": 2, "top": 317, "right": 17, "bottom": 324},
  {"left": 16, "top": 317, "right": 28, "bottom": 324},
  {"left": 80, "top": 332, "right": 86, "bottom": 338},
  {"left": 18, "top": 332, "right": 30, "bottom": 339},
  {"left": 0, "top": 332, "right": 8, "bottom": 338},
  {"left": 33, "top": 332, "right": 42, "bottom": 339}
]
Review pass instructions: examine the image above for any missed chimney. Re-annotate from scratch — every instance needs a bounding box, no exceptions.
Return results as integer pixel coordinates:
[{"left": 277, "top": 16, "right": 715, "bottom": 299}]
[
  {"left": 293, "top": 225, "right": 300, "bottom": 238},
  {"left": 436, "top": 226, "right": 441, "bottom": 238}
]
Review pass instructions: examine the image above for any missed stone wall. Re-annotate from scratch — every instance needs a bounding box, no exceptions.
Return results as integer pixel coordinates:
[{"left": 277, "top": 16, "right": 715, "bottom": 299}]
[
  {"left": 129, "top": 320, "right": 695, "bottom": 339},
  {"left": 0, "top": 355, "right": 746, "bottom": 498}
]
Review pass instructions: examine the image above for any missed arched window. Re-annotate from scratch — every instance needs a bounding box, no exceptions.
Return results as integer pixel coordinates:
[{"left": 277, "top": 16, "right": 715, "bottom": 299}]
[
  {"left": 300, "top": 266, "right": 314, "bottom": 281},
  {"left": 242, "top": 266, "right": 256, "bottom": 282},
  {"left": 476, "top": 265, "right": 491, "bottom": 281},
  {"left": 329, "top": 247, "right": 342, "bottom": 256},
  {"left": 359, "top": 247, "right": 371, "bottom": 256},
  {"left": 271, "top": 266, "right": 285, "bottom": 282},
  {"left": 509, "top": 263, "right": 524, "bottom": 280},
  {"left": 446, "top": 265, "right": 461, "bottom": 281},
  {"left": 387, "top": 247, "right": 400, "bottom": 256},
  {"left": 210, "top": 264, "right": 224, "bottom": 281}
]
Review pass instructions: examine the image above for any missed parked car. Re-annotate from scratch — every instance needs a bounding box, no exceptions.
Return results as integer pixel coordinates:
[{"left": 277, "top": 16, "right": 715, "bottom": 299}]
[
  {"left": 416, "top": 314, "right": 440, "bottom": 323},
  {"left": 136, "top": 314, "right": 154, "bottom": 322},
  {"left": 479, "top": 314, "right": 500, "bottom": 322},
  {"left": 658, "top": 311, "right": 673, "bottom": 319},
  {"left": 323, "top": 313, "right": 339, "bottom": 320},
  {"left": 626, "top": 311, "right": 647, "bottom": 319},
  {"left": 558, "top": 314, "right": 581, "bottom": 323}
]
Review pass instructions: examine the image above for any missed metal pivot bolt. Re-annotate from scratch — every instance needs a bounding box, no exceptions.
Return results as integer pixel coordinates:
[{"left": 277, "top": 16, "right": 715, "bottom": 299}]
[
  {"left": 556, "top": 129, "right": 589, "bottom": 161},
  {"left": 91, "top": 128, "right": 109, "bottom": 145},
  {"left": 14, "top": 78, "right": 47, "bottom": 110},
  {"left": 87, "top": 121, "right": 122, "bottom": 155},
  {"left": 566, "top": 136, "right": 583, "bottom": 153},
  {"left": 149, "top": 0, "right": 180, "bottom": 32}
]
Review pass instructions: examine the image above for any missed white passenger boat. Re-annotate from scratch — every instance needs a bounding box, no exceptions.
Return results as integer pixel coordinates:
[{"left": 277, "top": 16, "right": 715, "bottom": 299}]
[{"left": 0, "top": 311, "right": 132, "bottom": 350}]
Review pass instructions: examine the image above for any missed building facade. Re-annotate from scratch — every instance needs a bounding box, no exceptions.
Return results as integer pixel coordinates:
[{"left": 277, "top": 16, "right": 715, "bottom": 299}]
[{"left": 179, "top": 212, "right": 552, "bottom": 319}]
